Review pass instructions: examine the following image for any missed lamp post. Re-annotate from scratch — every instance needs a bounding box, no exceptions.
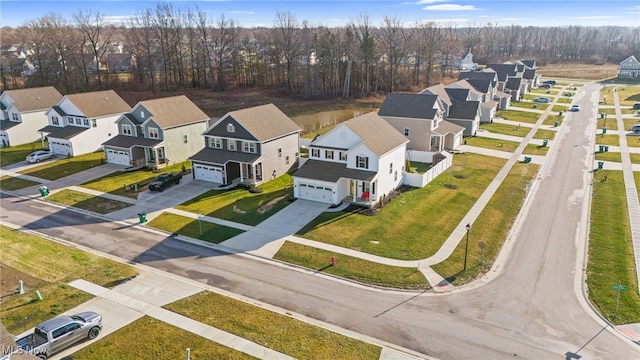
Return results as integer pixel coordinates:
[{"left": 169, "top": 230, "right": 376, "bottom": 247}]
[{"left": 464, "top": 223, "right": 472, "bottom": 271}]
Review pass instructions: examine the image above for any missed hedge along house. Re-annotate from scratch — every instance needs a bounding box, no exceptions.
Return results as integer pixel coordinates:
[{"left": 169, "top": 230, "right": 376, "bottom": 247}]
[
  {"left": 39, "top": 90, "right": 131, "bottom": 157},
  {"left": 190, "top": 103, "right": 301, "bottom": 186},
  {"left": 102, "top": 95, "right": 210, "bottom": 169},
  {"left": 0, "top": 86, "right": 62, "bottom": 148}
]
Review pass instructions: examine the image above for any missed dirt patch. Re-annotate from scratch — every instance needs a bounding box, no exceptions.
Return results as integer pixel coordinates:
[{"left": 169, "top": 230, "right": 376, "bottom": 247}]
[
  {"left": 0, "top": 263, "right": 48, "bottom": 298},
  {"left": 257, "top": 196, "right": 286, "bottom": 215}
]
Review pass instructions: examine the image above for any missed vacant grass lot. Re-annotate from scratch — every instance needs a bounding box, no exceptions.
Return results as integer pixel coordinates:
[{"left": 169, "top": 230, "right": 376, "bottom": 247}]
[
  {"left": 274, "top": 242, "right": 429, "bottom": 289},
  {"left": 146, "top": 212, "right": 244, "bottom": 244},
  {"left": 46, "top": 189, "right": 133, "bottom": 214},
  {"left": 597, "top": 118, "right": 618, "bottom": 130},
  {"left": 600, "top": 85, "right": 640, "bottom": 107},
  {"left": 296, "top": 154, "right": 505, "bottom": 260},
  {"left": 165, "top": 291, "right": 381, "bottom": 360},
  {"left": 496, "top": 110, "right": 542, "bottom": 124},
  {"left": 0, "top": 226, "right": 137, "bottom": 333},
  {"left": 176, "top": 174, "right": 294, "bottom": 226},
  {"left": 68, "top": 316, "right": 253, "bottom": 360},
  {"left": 587, "top": 170, "right": 640, "bottom": 325},
  {"left": 0, "top": 176, "right": 40, "bottom": 190},
  {"left": 627, "top": 135, "right": 640, "bottom": 147},
  {"left": 480, "top": 123, "right": 531, "bottom": 138},
  {"left": 432, "top": 162, "right": 539, "bottom": 284},
  {"left": 19, "top": 152, "right": 105, "bottom": 180},
  {"left": 0, "top": 141, "right": 48, "bottom": 167}
]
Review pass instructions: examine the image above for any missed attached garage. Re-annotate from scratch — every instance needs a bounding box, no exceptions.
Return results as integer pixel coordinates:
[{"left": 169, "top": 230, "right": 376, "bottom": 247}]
[
  {"left": 194, "top": 164, "right": 224, "bottom": 183},
  {"left": 106, "top": 149, "right": 130, "bottom": 166},
  {"left": 297, "top": 183, "right": 333, "bottom": 203},
  {"left": 49, "top": 139, "right": 72, "bottom": 156},
  {"left": 0, "top": 132, "right": 9, "bottom": 147}
]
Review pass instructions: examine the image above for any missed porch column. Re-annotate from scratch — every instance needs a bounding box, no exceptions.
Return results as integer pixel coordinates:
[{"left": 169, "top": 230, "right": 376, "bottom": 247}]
[
  {"left": 239, "top": 163, "right": 244, "bottom": 181},
  {"left": 352, "top": 180, "right": 357, "bottom": 202}
]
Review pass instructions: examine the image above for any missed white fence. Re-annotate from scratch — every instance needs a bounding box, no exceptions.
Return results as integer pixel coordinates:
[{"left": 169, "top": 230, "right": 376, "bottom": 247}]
[{"left": 404, "top": 151, "right": 453, "bottom": 188}]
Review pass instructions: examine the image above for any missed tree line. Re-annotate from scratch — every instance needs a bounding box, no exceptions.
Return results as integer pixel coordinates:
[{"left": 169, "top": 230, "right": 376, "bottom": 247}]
[{"left": 1, "top": 3, "right": 639, "bottom": 98}]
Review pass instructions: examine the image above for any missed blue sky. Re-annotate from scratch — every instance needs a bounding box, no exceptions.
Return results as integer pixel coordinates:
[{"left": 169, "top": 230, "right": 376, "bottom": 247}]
[{"left": 1, "top": 0, "right": 639, "bottom": 28}]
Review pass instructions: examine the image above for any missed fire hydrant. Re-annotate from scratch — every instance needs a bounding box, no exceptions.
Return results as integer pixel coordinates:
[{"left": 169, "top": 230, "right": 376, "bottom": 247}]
[{"left": 331, "top": 256, "right": 336, "bottom": 266}]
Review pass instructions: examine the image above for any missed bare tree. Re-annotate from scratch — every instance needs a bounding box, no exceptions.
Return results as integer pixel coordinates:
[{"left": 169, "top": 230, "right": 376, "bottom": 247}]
[
  {"left": 273, "top": 11, "right": 302, "bottom": 93},
  {"left": 129, "top": 9, "right": 157, "bottom": 92},
  {"left": 73, "top": 10, "right": 114, "bottom": 90},
  {"left": 349, "top": 13, "right": 376, "bottom": 96},
  {"left": 378, "top": 16, "right": 411, "bottom": 93}
]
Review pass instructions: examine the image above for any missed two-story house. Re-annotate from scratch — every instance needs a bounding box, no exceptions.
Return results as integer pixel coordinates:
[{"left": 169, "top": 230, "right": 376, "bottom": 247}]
[
  {"left": 446, "top": 79, "right": 499, "bottom": 123},
  {"left": 0, "top": 86, "right": 62, "bottom": 147},
  {"left": 190, "top": 103, "right": 301, "bottom": 185},
  {"left": 102, "top": 95, "right": 210, "bottom": 169},
  {"left": 619, "top": 55, "right": 640, "bottom": 79},
  {"left": 458, "top": 70, "right": 511, "bottom": 110},
  {"left": 293, "top": 112, "right": 408, "bottom": 207},
  {"left": 39, "top": 90, "right": 131, "bottom": 156},
  {"left": 418, "top": 86, "right": 480, "bottom": 136}
]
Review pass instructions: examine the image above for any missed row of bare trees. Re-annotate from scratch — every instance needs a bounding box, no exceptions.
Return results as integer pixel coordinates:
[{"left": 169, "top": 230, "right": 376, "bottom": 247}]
[{"left": 1, "top": 4, "right": 639, "bottom": 97}]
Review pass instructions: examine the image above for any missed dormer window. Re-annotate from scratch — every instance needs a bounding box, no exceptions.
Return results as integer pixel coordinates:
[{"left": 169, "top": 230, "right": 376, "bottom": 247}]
[
  {"left": 227, "top": 123, "right": 235, "bottom": 133},
  {"left": 11, "top": 113, "right": 19, "bottom": 122},
  {"left": 83, "top": 119, "right": 89, "bottom": 126},
  {"left": 52, "top": 116, "right": 59, "bottom": 126},
  {"left": 356, "top": 155, "right": 368, "bottom": 169},
  {"left": 148, "top": 127, "right": 159, "bottom": 139}
]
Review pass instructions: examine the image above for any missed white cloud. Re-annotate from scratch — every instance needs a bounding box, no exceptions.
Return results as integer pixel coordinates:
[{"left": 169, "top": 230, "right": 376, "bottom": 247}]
[
  {"left": 574, "top": 15, "right": 618, "bottom": 20},
  {"left": 416, "top": 0, "right": 446, "bottom": 3},
  {"left": 423, "top": 4, "right": 477, "bottom": 11}
]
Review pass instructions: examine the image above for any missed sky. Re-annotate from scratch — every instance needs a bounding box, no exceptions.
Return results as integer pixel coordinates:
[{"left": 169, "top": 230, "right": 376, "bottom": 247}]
[{"left": 1, "top": 0, "right": 639, "bottom": 28}]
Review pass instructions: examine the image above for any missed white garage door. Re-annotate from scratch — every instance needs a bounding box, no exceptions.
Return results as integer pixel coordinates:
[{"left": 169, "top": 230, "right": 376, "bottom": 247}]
[
  {"left": 298, "top": 183, "right": 333, "bottom": 203},
  {"left": 49, "top": 140, "right": 72, "bottom": 156},
  {"left": 194, "top": 164, "right": 224, "bottom": 183},
  {"left": 106, "top": 149, "right": 130, "bottom": 166},
  {"left": 0, "top": 132, "right": 9, "bottom": 147}
]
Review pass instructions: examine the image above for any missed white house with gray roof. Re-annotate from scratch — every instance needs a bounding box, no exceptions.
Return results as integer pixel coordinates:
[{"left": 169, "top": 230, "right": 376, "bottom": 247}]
[
  {"left": 190, "top": 103, "right": 301, "bottom": 185},
  {"left": 102, "top": 95, "right": 209, "bottom": 169},
  {"left": 293, "top": 112, "right": 408, "bottom": 207},
  {"left": 40, "top": 90, "right": 130, "bottom": 156},
  {"left": 0, "top": 86, "right": 62, "bottom": 147}
]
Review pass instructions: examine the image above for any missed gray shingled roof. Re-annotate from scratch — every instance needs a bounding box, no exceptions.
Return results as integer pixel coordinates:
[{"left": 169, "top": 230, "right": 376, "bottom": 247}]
[
  {"left": 39, "top": 125, "right": 88, "bottom": 139},
  {"left": 190, "top": 147, "right": 260, "bottom": 165},
  {"left": 445, "top": 88, "right": 470, "bottom": 102},
  {"left": 464, "top": 78, "right": 492, "bottom": 94},
  {"left": 102, "top": 135, "right": 162, "bottom": 148},
  {"left": 214, "top": 103, "right": 301, "bottom": 142},
  {"left": 505, "top": 77, "right": 522, "bottom": 91},
  {"left": 2, "top": 86, "right": 62, "bottom": 112},
  {"left": 420, "top": 84, "right": 451, "bottom": 106},
  {"left": 137, "top": 95, "right": 209, "bottom": 129},
  {"left": 294, "top": 159, "right": 376, "bottom": 182},
  {"left": 64, "top": 90, "right": 131, "bottom": 118},
  {"left": 485, "top": 64, "right": 518, "bottom": 81},
  {"left": 0, "top": 119, "right": 20, "bottom": 130},
  {"left": 448, "top": 101, "right": 480, "bottom": 120},
  {"left": 458, "top": 71, "right": 498, "bottom": 87},
  {"left": 433, "top": 120, "right": 465, "bottom": 135},
  {"left": 341, "top": 111, "right": 408, "bottom": 156},
  {"left": 378, "top": 93, "right": 440, "bottom": 119}
]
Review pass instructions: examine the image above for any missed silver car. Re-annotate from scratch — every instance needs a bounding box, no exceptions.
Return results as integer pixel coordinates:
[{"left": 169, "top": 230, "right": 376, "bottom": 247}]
[{"left": 26, "top": 150, "right": 55, "bottom": 163}]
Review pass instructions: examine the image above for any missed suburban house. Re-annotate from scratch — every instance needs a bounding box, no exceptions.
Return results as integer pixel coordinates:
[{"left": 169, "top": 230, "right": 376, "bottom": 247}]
[
  {"left": 102, "top": 95, "right": 209, "bottom": 169},
  {"left": 459, "top": 50, "right": 478, "bottom": 71},
  {"left": 444, "top": 79, "right": 498, "bottom": 123},
  {"left": 619, "top": 55, "right": 640, "bottom": 78},
  {"left": 39, "top": 90, "right": 131, "bottom": 156},
  {"left": 293, "top": 112, "right": 408, "bottom": 207},
  {"left": 378, "top": 92, "right": 464, "bottom": 164},
  {"left": 458, "top": 70, "right": 511, "bottom": 110},
  {"left": 0, "top": 86, "right": 62, "bottom": 147},
  {"left": 484, "top": 63, "right": 521, "bottom": 101},
  {"left": 190, "top": 103, "right": 301, "bottom": 185},
  {"left": 419, "top": 86, "right": 481, "bottom": 135}
]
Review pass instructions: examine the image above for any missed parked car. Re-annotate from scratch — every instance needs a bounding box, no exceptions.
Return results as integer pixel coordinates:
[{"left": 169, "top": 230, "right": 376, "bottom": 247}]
[
  {"left": 15, "top": 311, "right": 102, "bottom": 359},
  {"left": 632, "top": 124, "right": 640, "bottom": 133},
  {"left": 543, "top": 80, "right": 557, "bottom": 85},
  {"left": 26, "top": 150, "right": 55, "bottom": 163},
  {"left": 148, "top": 172, "right": 183, "bottom": 191},
  {"left": 533, "top": 97, "right": 551, "bottom": 103},
  {"left": 570, "top": 104, "right": 580, "bottom": 112},
  {"left": 538, "top": 84, "right": 551, "bottom": 89},
  {"left": 632, "top": 102, "right": 640, "bottom": 110}
]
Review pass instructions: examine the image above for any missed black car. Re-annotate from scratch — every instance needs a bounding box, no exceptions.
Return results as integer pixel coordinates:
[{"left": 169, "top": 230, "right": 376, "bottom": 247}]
[
  {"left": 633, "top": 102, "right": 640, "bottom": 110},
  {"left": 543, "top": 80, "right": 557, "bottom": 85}
]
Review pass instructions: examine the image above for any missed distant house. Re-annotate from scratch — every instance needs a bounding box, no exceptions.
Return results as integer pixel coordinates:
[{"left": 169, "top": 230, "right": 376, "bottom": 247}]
[
  {"left": 0, "top": 86, "right": 63, "bottom": 147},
  {"left": 106, "top": 53, "right": 135, "bottom": 73},
  {"left": 293, "top": 112, "right": 408, "bottom": 207},
  {"left": 459, "top": 50, "right": 478, "bottom": 71},
  {"left": 190, "top": 103, "right": 301, "bottom": 185},
  {"left": 102, "top": 95, "right": 209, "bottom": 169},
  {"left": 619, "top": 56, "right": 640, "bottom": 79},
  {"left": 40, "top": 90, "right": 131, "bottom": 156}
]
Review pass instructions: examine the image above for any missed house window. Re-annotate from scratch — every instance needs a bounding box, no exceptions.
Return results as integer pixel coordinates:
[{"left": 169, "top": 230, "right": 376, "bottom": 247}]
[
  {"left": 242, "top": 141, "right": 256, "bottom": 153},
  {"left": 285, "top": 155, "right": 290, "bottom": 165},
  {"left": 228, "top": 140, "right": 236, "bottom": 151},
  {"left": 140, "top": 111, "right": 145, "bottom": 118},
  {"left": 404, "top": 127, "right": 410, "bottom": 136},
  {"left": 11, "top": 113, "right": 18, "bottom": 121},
  {"left": 183, "top": 135, "right": 188, "bottom": 144},
  {"left": 52, "top": 116, "right": 59, "bottom": 126},
  {"left": 227, "top": 123, "right": 235, "bottom": 133},
  {"left": 394, "top": 171, "right": 398, "bottom": 181},
  {"left": 148, "top": 127, "right": 159, "bottom": 139},
  {"left": 75, "top": 118, "right": 82, "bottom": 125},
  {"left": 311, "top": 149, "right": 320, "bottom": 158},
  {"left": 210, "top": 137, "right": 222, "bottom": 149},
  {"left": 83, "top": 118, "right": 89, "bottom": 126},
  {"left": 356, "top": 155, "right": 368, "bottom": 169},
  {"left": 278, "top": 148, "right": 282, "bottom": 158},
  {"left": 339, "top": 152, "right": 347, "bottom": 161},
  {"left": 325, "top": 150, "right": 334, "bottom": 159},
  {"left": 389, "top": 163, "right": 393, "bottom": 174},
  {"left": 91, "top": 119, "right": 97, "bottom": 127},
  {"left": 122, "top": 124, "right": 132, "bottom": 135}
]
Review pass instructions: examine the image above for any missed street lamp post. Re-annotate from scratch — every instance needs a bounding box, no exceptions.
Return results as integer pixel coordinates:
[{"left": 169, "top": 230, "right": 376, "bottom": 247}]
[{"left": 464, "top": 223, "right": 472, "bottom": 271}]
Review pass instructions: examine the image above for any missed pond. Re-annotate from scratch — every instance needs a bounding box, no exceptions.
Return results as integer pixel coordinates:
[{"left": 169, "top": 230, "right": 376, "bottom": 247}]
[{"left": 292, "top": 108, "right": 376, "bottom": 133}]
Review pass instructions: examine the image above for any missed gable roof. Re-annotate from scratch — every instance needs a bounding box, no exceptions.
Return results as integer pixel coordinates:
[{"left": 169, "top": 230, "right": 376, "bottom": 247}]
[
  {"left": 213, "top": 103, "right": 300, "bottom": 142},
  {"left": 445, "top": 88, "right": 470, "bottom": 102},
  {"left": 64, "top": 90, "right": 130, "bottom": 118},
  {"left": 341, "top": 112, "right": 408, "bottom": 156},
  {"left": 523, "top": 67, "right": 536, "bottom": 80},
  {"left": 521, "top": 60, "right": 536, "bottom": 69},
  {"left": 137, "top": 95, "right": 209, "bottom": 129},
  {"left": 620, "top": 55, "right": 639, "bottom": 64},
  {"left": 448, "top": 100, "right": 480, "bottom": 120},
  {"left": 379, "top": 92, "right": 440, "bottom": 119},
  {"left": 458, "top": 71, "right": 498, "bottom": 87},
  {"left": 420, "top": 84, "right": 451, "bottom": 106},
  {"left": 505, "top": 77, "right": 522, "bottom": 91},
  {"left": 485, "top": 64, "right": 518, "bottom": 81},
  {"left": 3, "top": 86, "right": 62, "bottom": 112},
  {"left": 464, "top": 78, "right": 492, "bottom": 94}
]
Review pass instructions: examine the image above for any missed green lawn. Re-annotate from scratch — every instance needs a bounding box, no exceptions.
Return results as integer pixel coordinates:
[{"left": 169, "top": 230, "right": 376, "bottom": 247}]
[
  {"left": 627, "top": 135, "right": 640, "bottom": 148},
  {"left": 46, "top": 189, "right": 133, "bottom": 214},
  {"left": 18, "top": 151, "right": 105, "bottom": 180},
  {"left": 480, "top": 123, "right": 531, "bottom": 138},
  {"left": 533, "top": 129, "right": 556, "bottom": 140},
  {"left": 0, "top": 141, "right": 48, "bottom": 168},
  {"left": 595, "top": 135, "right": 620, "bottom": 146},
  {"left": 0, "top": 226, "right": 138, "bottom": 333},
  {"left": 542, "top": 114, "right": 563, "bottom": 127},
  {"left": 406, "top": 161, "right": 430, "bottom": 174},
  {"left": 602, "top": 85, "right": 640, "bottom": 107},
  {"left": 496, "top": 110, "right": 542, "bottom": 124},
  {"left": 69, "top": 316, "right": 254, "bottom": 360},
  {"left": 0, "top": 176, "right": 40, "bottom": 190},
  {"left": 176, "top": 174, "right": 294, "bottom": 226},
  {"left": 598, "top": 107, "right": 635, "bottom": 115},
  {"left": 512, "top": 100, "right": 549, "bottom": 111},
  {"left": 587, "top": 170, "right": 640, "bottom": 324},
  {"left": 597, "top": 118, "right": 618, "bottom": 130},
  {"left": 146, "top": 212, "right": 244, "bottom": 244},
  {"left": 81, "top": 161, "right": 190, "bottom": 199},
  {"left": 296, "top": 154, "right": 506, "bottom": 260},
  {"left": 465, "top": 136, "right": 548, "bottom": 155},
  {"left": 164, "top": 291, "right": 381, "bottom": 360},
  {"left": 274, "top": 242, "right": 429, "bottom": 289},
  {"left": 432, "top": 162, "right": 539, "bottom": 284},
  {"left": 594, "top": 152, "right": 622, "bottom": 162},
  {"left": 551, "top": 104, "right": 569, "bottom": 112}
]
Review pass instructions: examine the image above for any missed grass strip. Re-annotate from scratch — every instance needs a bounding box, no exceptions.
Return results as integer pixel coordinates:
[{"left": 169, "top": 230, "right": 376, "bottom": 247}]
[
  {"left": 0, "top": 141, "right": 48, "bottom": 167},
  {"left": 19, "top": 152, "right": 105, "bottom": 180},
  {"left": 146, "top": 212, "right": 244, "bottom": 244},
  {"left": 0, "top": 176, "right": 40, "bottom": 191},
  {"left": 46, "top": 189, "right": 132, "bottom": 214}
]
